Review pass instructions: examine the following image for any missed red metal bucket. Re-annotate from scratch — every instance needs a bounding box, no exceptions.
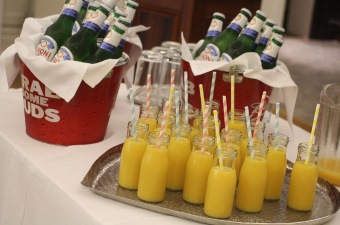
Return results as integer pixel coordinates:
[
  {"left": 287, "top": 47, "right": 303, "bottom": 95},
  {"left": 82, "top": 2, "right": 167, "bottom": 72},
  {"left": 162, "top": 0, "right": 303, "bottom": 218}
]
[
  {"left": 20, "top": 54, "right": 129, "bottom": 146},
  {"left": 181, "top": 59, "right": 273, "bottom": 127}
]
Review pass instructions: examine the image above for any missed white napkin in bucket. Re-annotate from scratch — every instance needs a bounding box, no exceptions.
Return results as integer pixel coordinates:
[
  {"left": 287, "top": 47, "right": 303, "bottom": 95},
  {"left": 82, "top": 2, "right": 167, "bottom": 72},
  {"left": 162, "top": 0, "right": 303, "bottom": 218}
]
[
  {"left": 0, "top": 15, "right": 149, "bottom": 102},
  {"left": 181, "top": 33, "right": 298, "bottom": 129}
]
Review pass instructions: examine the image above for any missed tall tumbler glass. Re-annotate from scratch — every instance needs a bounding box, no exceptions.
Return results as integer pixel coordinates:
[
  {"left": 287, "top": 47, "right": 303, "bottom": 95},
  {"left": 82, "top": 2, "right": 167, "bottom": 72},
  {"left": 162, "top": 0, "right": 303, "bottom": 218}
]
[{"left": 133, "top": 50, "right": 163, "bottom": 105}]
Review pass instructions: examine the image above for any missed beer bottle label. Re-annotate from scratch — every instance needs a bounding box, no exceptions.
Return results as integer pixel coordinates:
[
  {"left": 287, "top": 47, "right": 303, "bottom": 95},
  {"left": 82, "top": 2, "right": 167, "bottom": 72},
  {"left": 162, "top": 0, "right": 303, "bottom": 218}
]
[
  {"left": 260, "top": 54, "right": 275, "bottom": 65},
  {"left": 99, "top": 42, "right": 116, "bottom": 53},
  {"left": 84, "top": 5, "right": 110, "bottom": 33},
  {"left": 51, "top": 46, "right": 74, "bottom": 63},
  {"left": 227, "top": 12, "right": 249, "bottom": 33},
  {"left": 227, "top": 23, "right": 243, "bottom": 34},
  {"left": 243, "top": 28, "right": 258, "bottom": 39},
  {"left": 219, "top": 53, "right": 232, "bottom": 62},
  {"left": 259, "top": 37, "right": 269, "bottom": 46},
  {"left": 36, "top": 35, "right": 58, "bottom": 61},
  {"left": 198, "top": 44, "right": 220, "bottom": 61},
  {"left": 118, "top": 39, "right": 126, "bottom": 48},
  {"left": 62, "top": 8, "right": 79, "bottom": 20},
  {"left": 206, "top": 30, "right": 221, "bottom": 38}
]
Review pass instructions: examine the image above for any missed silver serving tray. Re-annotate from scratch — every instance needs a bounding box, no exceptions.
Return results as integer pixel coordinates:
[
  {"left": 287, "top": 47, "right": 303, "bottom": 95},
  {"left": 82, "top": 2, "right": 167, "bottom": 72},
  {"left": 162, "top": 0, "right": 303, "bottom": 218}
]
[{"left": 81, "top": 144, "right": 340, "bottom": 225}]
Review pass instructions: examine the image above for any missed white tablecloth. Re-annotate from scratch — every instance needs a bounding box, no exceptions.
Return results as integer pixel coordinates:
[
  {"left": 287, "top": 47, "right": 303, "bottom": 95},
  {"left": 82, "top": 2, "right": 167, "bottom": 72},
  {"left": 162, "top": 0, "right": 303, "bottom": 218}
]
[{"left": 0, "top": 85, "right": 339, "bottom": 225}]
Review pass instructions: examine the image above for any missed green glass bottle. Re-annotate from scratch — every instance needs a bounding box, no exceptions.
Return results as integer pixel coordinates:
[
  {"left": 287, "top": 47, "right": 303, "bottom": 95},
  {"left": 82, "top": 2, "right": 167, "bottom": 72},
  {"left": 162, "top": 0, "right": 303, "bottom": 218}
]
[
  {"left": 267, "top": 25, "right": 285, "bottom": 45},
  {"left": 220, "top": 10, "right": 267, "bottom": 62},
  {"left": 260, "top": 36, "right": 283, "bottom": 69},
  {"left": 81, "top": 1, "right": 100, "bottom": 26},
  {"left": 255, "top": 22, "right": 280, "bottom": 55},
  {"left": 52, "top": 0, "right": 119, "bottom": 63},
  {"left": 114, "top": 17, "right": 132, "bottom": 58},
  {"left": 197, "top": 8, "right": 251, "bottom": 61},
  {"left": 97, "top": 10, "right": 115, "bottom": 39},
  {"left": 193, "top": 12, "right": 226, "bottom": 59},
  {"left": 35, "top": 0, "right": 83, "bottom": 61},
  {"left": 85, "top": 22, "right": 127, "bottom": 63},
  {"left": 73, "top": 0, "right": 91, "bottom": 34},
  {"left": 125, "top": 0, "right": 139, "bottom": 21},
  {"left": 253, "top": 19, "right": 276, "bottom": 52},
  {"left": 106, "top": 6, "right": 127, "bottom": 35}
]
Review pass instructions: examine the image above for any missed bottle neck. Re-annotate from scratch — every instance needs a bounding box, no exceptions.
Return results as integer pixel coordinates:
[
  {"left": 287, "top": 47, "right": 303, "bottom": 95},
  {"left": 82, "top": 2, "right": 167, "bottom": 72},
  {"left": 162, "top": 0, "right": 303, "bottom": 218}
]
[
  {"left": 226, "top": 11, "right": 249, "bottom": 35},
  {"left": 241, "top": 16, "right": 265, "bottom": 41},
  {"left": 83, "top": 4, "right": 111, "bottom": 34},
  {"left": 268, "top": 133, "right": 289, "bottom": 149},
  {"left": 260, "top": 40, "right": 281, "bottom": 64},
  {"left": 297, "top": 142, "right": 319, "bottom": 165},
  {"left": 205, "top": 17, "right": 224, "bottom": 38},
  {"left": 61, "top": 0, "right": 83, "bottom": 20}
]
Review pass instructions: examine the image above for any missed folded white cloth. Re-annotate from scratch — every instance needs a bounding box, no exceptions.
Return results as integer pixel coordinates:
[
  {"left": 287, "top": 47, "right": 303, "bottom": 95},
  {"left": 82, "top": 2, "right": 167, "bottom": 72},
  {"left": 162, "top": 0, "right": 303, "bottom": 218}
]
[
  {"left": 181, "top": 33, "right": 298, "bottom": 129},
  {"left": 0, "top": 15, "right": 149, "bottom": 102}
]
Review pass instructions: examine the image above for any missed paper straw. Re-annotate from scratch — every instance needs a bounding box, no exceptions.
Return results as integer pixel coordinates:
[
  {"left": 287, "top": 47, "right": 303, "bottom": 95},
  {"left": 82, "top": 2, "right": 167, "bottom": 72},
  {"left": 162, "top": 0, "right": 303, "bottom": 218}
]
[
  {"left": 167, "top": 84, "right": 175, "bottom": 116},
  {"left": 208, "top": 72, "right": 216, "bottom": 115},
  {"left": 184, "top": 71, "right": 189, "bottom": 124},
  {"left": 146, "top": 74, "right": 151, "bottom": 119},
  {"left": 222, "top": 96, "right": 230, "bottom": 145},
  {"left": 305, "top": 104, "right": 320, "bottom": 164},
  {"left": 128, "top": 88, "right": 137, "bottom": 140},
  {"left": 158, "top": 101, "right": 170, "bottom": 149},
  {"left": 231, "top": 75, "right": 235, "bottom": 122},
  {"left": 175, "top": 91, "right": 180, "bottom": 139},
  {"left": 170, "top": 69, "right": 175, "bottom": 86},
  {"left": 252, "top": 91, "right": 267, "bottom": 140},
  {"left": 245, "top": 106, "right": 254, "bottom": 158},
  {"left": 274, "top": 102, "right": 280, "bottom": 150},
  {"left": 199, "top": 84, "right": 206, "bottom": 114},
  {"left": 213, "top": 110, "right": 223, "bottom": 169},
  {"left": 201, "top": 104, "right": 209, "bottom": 153}
]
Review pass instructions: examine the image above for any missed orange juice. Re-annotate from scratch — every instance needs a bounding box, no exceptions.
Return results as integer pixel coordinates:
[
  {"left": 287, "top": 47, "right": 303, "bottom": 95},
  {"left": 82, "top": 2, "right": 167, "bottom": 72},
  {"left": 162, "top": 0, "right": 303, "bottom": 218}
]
[
  {"left": 240, "top": 138, "right": 264, "bottom": 168},
  {"left": 236, "top": 143, "right": 267, "bottom": 213},
  {"left": 265, "top": 146, "right": 287, "bottom": 200},
  {"left": 183, "top": 150, "right": 213, "bottom": 204},
  {"left": 138, "top": 117, "right": 157, "bottom": 132},
  {"left": 167, "top": 125, "right": 191, "bottom": 190},
  {"left": 189, "top": 127, "right": 200, "bottom": 148},
  {"left": 137, "top": 132, "right": 170, "bottom": 203},
  {"left": 118, "top": 137, "right": 147, "bottom": 189},
  {"left": 204, "top": 148, "right": 237, "bottom": 219},
  {"left": 287, "top": 161, "right": 318, "bottom": 211},
  {"left": 318, "top": 157, "right": 340, "bottom": 186},
  {"left": 228, "top": 120, "right": 247, "bottom": 142}
]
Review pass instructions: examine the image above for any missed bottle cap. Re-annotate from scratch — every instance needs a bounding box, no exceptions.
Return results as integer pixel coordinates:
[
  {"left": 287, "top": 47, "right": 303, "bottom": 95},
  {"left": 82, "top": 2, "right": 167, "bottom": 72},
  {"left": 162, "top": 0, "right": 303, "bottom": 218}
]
[
  {"left": 213, "top": 12, "right": 226, "bottom": 20},
  {"left": 255, "top": 10, "right": 267, "bottom": 21},
  {"left": 241, "top": 8, "right": 252, "bottom": 20},
  {"left": 114, "top": 6, "right": 128, "bottom": 17},
  {"left": 265, "top": 19, "right": 276, "bottom": 27},
  {"left": 127, "top": 0, "right": 139, "bottom": 8},
  {"left": 272, "top": 26, "right": 285, "bottom": 35}
]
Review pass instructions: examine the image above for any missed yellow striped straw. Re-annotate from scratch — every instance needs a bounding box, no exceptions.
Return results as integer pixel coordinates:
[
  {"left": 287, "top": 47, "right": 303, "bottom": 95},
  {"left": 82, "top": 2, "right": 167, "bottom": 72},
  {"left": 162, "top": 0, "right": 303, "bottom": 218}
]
[
  {"left": 305, "top": 103, "right": 320, "bottom": 164},
  {"left": 231, "top": 75, "right": 235, "bottom": 122},
  {"left": 213, "top": 110, "right": 223, "bottom": 169},
  {"left": 199, "top": 84, "right": 206, "bottom": 114}
]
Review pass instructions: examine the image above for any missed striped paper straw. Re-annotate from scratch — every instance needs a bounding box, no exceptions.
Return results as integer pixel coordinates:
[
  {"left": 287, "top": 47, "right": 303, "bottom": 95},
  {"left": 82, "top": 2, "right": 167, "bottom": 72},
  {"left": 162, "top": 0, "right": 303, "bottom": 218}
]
[
  {"left": 146, "top": 74, "right": 151, "bottom": 119},
  {"left": 231, "top": 75, "right": 235, "bottom": 121},
  {"left": 170, "top": 69, "right": 175, "bottom": 86},
  {"left": 208, "top": 72, "right": 216, "bottom": 115},
  {"left": 167, "top": 84, "right": 175, "bottom": 116},
  {"left": 214, "top": 110, "right": 224, "bottom": 169},
  {"left": 305, "top": 104, "right": 320, "bottom": 164},
  {"left": 128, "top": 88, "right": 137, "bottom": 139},
  {"left": 201, "top": 104, "right": 209, "bottom": 153},
  {"left": 158, "top": 100, "right": 170, "bottom": 149},
  {"left": 245, "top": 106, "right": 254, "bottom": 158},
  {"left": 253, "top": 91, "right": 267, "bottom": 140},
  {"left": 175, "top": 91, "right": 180, "bottom": 139},
  {"left": 184, "top": 71, "right": 189, "bottom": 124},
  {"left": 275, "top": 102, "right": 280, "bottom": 146},
  {"left": 199, "top": 84, "right": 206, "bottom": 114},
  {"left": 223, "top": 96, "right": 230, "bottom": 145}
]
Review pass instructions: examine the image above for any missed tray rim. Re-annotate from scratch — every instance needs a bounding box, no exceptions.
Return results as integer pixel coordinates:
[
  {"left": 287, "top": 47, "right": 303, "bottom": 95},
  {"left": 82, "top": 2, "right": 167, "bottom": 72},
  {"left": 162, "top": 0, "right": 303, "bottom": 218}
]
[{"left": 81, "top": 144, "right": 340, "bottom": 225}]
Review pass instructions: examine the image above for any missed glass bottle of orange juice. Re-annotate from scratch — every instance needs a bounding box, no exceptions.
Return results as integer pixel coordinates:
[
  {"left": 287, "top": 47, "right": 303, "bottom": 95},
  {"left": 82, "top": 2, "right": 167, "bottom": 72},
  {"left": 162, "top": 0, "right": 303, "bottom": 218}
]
[
  {"left": 287, "top": 142, "right": 319, "bottom": 211},
  {"left": 265, "top": 133, "right": 289, "bottom": 201},
  {"left": 240, "top": 121, "right": 266, "bottom": 167},
  {"left": 193, "top": 99, "right": 220, "bottom": 129},
  {"left": 236, "top": 142, "right": 268, "bottom": 213},
  {"left": 156, "top": 111, "right": 175, "bottom": 135},
  {"left": 204, "top": 147, "right": 237, "bottom": 219},
  {"left": 137, "top": 131, "right": 170, "bottom": 202},
  {"left": 183, "top": 106, "right": 200, "bottom": 148},
  {"left": 138, "top": 104, "right": 160, "bottom": 132},
  {"left": 221, "top": 128, "right": 242, "bottom": 179},
  {"left": 166, "top": 123, "right": 192, "bottom": 191},
  {"left": 183, "top": 135, "right": 215, "bottom": 204},
  {"left": 118, "top": 121, "right": 149, "bottom": 190}
]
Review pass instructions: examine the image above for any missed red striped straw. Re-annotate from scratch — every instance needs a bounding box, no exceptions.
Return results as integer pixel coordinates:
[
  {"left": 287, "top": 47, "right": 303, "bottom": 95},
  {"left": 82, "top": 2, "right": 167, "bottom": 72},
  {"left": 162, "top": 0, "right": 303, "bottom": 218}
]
[
  {"left": 222, "top": 96, "right": 230, "bottom": 145},
  {"left": 201, "top": 104, "right": 209, "bottom": 153},
  {"left": 146, "top": 74, "right": 151, "bottom": 119},
  {"left": 170, "top": 69, "right": 175, "bottom": 86},
  {"left": 157, "top": 100, "right": 170, "bottom": 149},
  {"left": 252, "top": 91, "right": 267, "bottom": 140}
]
